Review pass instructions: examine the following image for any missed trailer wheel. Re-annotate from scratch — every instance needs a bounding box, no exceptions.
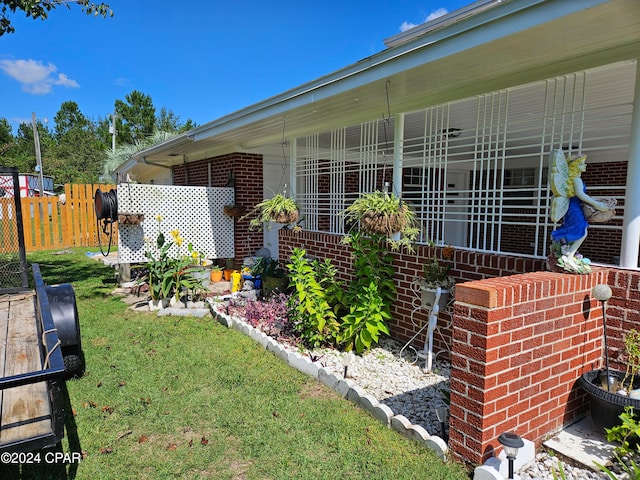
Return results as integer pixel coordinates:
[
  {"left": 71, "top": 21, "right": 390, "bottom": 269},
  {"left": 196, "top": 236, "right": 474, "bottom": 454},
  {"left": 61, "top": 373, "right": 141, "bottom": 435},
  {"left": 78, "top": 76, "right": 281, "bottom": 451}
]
[{"left": 62, "top": 347, "right": 85, "bottom": 378}]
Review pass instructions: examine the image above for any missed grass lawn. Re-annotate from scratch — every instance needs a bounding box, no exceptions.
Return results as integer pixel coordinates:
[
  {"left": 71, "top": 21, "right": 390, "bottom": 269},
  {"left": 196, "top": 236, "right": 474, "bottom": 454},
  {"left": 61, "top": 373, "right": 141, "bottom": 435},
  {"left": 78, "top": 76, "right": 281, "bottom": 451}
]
[{"left": 3, "top": 248, "right": 470, "bottom": 480}]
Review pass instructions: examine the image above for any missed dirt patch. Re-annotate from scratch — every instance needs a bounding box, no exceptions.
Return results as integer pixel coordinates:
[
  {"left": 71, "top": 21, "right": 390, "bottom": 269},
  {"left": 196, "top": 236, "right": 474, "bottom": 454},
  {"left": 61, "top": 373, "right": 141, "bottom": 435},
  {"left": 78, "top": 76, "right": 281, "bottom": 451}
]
[{"left": 298, "top": 382, "right": 339, "bottom": 401}]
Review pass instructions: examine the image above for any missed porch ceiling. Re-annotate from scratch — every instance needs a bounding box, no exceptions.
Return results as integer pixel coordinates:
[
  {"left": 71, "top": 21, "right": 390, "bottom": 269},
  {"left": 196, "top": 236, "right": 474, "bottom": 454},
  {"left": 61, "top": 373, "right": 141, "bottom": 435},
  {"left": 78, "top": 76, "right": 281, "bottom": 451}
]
[{"left": 123, "top": 0, "right": 639, "bottom": 172}]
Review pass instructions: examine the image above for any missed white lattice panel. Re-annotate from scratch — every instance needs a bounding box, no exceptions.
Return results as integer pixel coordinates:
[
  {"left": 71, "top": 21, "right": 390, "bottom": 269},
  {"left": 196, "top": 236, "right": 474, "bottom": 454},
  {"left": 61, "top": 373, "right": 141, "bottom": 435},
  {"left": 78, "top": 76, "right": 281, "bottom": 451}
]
[{"left": 117, "top": 184, "right": 235, "bottom": 264}]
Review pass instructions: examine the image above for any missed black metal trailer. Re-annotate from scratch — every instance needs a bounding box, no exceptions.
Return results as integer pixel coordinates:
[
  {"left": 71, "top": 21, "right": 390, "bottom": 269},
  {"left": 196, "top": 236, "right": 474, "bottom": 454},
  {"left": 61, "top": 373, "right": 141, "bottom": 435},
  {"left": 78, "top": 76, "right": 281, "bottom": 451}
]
[{"left": 0, "top": 167, "right": 83, "bottom": 453}]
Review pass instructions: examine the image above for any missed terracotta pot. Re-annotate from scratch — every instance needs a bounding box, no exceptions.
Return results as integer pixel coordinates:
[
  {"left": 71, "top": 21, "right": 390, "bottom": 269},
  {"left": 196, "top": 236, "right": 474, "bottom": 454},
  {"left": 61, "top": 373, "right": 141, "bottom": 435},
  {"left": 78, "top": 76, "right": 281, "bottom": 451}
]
[
  {"left": 210, "top": 269, "right": 223, "bottom": 282},
  {"left": 223, "top": 269, "right": 234, "bottom": 281}
]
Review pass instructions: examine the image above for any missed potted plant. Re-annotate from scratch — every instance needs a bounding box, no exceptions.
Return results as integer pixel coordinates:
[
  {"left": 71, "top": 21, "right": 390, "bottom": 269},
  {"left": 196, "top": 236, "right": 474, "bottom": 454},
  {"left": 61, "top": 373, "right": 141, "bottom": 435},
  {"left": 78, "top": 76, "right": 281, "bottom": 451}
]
[
  {"left": 341, "top": 190, "right": 418, "bottom": 251},
  {"left": 243, "top": 194, "right": 300, "bottom": 230},
  {"left": 419, "top": 244, "right": 455, "bottom": 311},
  {"left": 254, "top": 258, "right": 288, "bottom": 297},
  {"left": 210, "top": 265, "right": 223, "bottom": 283},
  {"left": 579, "top": 328, "right": 640, "bottom": 430},
  {"left": 223, "top": 258, "right": 236, "bottom": 281}
]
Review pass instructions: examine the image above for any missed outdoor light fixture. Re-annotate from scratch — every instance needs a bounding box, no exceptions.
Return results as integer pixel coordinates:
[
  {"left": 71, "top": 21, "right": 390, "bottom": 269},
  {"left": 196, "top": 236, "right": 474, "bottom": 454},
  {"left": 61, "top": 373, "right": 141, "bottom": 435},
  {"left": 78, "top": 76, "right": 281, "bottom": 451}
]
[
  {"left": 593, "top": 284, "right": 614, "bottom": 391},
  {"left": 342, "top": 351, "right": 354, "bottom": 378},
  {"left": 442, "top": 127, "right": 462, "bottom": 138},
  {"left": 498, "top": 431, "right": 523, "bottom": 480},
  {"left": 435, "top": 406, "right": 449, "bottom": 441}
]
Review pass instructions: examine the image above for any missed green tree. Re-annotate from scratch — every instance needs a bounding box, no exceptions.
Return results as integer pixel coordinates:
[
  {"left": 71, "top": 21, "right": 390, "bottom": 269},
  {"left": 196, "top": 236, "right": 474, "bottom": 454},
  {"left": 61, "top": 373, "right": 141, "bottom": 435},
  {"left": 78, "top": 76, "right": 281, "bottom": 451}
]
[
  {"left": 0, "top": 1, "right": 112, "bottom": 36},
  {"left": 54, "top": 100, "right": 89, "bottom": 139},
  {"left": 0, "top": 117, "right": 13, "bottom": 155},
  {"left": 115, "top": 90, "right": 156, "bottom": 144},
  {"left": 156, "top": 107, "right": 197, "bottom": 134},
  {"left": 49, "top": 102, "right": 106, "bottom": 183}
]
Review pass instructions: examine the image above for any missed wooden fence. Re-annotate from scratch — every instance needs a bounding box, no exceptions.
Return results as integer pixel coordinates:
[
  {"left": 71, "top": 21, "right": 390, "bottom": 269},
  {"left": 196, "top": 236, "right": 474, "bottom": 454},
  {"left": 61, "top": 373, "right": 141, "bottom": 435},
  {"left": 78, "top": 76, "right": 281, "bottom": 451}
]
[{"left": 3, "top": 183, "right": 118, "bottom": 252}]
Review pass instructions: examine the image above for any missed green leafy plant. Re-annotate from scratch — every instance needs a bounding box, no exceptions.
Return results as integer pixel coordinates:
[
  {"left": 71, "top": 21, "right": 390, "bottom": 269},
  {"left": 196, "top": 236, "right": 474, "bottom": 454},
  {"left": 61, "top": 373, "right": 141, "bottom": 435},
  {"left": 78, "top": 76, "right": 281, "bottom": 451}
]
[
  {"left": 211, "top": 264, "right": 222, "bottom": 272},
  {"left": 286, "top": 248, "right": 339, "bottom": 347},
  {"left": 252, "top": 257, "right": 286, "bottom": 278},
  {"left": 422, "top": 244, "right": 455, "bottom": 290},
  {"left": 622, "top": 330, "right": 640, "bottom": 393},
  {"left": 337, "top": 281, "right": 391, "bottom": 353},
  {"left": 243, "top": 194, "right": 300, "bottom": 230},
  {"left": 606, "top": 406, "right": 640, "bottom": 457},
  {"left": 144, "top": 215, "right": 207, "bottom": 302},
  {"left": 341, "top": 190, "right": 418, "bottom": 251},
  {"left": 343, "top": 231, "right": 396, "bottom": 314},
  {"left": 339, "top": 231, "right": 395, "bottom": 353}
]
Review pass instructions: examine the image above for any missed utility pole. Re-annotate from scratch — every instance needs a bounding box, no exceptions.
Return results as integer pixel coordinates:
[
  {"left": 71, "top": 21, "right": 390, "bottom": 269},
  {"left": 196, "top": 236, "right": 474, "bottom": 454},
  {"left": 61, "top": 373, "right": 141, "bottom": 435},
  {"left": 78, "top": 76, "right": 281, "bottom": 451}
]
[
  {"left": 109, "top": 111, "right": 117, "bottom": 153},
  {"left": 31, "top": 112, "right": 45, "bottom": 196}
]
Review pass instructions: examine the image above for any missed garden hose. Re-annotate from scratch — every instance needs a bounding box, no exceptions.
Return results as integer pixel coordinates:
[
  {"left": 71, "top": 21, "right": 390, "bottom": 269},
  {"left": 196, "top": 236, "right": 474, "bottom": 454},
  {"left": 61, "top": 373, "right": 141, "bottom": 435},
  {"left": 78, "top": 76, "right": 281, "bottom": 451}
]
[{"left": 94, "top": 188, "right": 118, "bottom": 257}]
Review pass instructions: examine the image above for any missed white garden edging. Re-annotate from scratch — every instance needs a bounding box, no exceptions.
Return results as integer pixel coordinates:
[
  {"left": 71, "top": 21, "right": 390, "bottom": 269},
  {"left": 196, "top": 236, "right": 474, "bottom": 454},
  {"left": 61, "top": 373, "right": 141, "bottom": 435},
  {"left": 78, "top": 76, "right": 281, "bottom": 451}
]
[{"left": 208, "top": 301, "right": 448, "bottom": 460}]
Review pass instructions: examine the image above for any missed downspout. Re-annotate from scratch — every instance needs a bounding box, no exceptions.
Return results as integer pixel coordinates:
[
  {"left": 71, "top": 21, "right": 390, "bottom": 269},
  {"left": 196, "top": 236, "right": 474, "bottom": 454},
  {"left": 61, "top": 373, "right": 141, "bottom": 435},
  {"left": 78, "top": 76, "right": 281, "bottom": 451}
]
[{"left": 620, "top": 61, "right": 640, "bottom": 269}]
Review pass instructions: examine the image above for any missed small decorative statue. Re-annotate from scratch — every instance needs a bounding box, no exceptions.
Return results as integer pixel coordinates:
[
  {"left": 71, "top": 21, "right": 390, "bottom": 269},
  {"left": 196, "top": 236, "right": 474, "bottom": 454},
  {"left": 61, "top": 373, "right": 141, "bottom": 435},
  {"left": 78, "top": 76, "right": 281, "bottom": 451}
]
[{"left": 548, "top": 149, "right": 617, "bottom": 274}]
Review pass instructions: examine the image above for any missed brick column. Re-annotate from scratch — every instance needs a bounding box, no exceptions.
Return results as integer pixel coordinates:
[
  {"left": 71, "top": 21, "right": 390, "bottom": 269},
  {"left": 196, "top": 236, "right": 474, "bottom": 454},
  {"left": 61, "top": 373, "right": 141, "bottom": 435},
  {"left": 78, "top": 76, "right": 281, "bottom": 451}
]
[{"left": 449, "top": 269, "right": 607, "bottom": 465}]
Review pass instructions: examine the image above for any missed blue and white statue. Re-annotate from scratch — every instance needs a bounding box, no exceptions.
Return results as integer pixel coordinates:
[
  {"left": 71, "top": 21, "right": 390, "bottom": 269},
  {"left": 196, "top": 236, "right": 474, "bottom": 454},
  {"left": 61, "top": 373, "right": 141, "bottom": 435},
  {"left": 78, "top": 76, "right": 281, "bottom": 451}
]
[{"left": 548, "top": 149, "right": 616, "bottom": 274}]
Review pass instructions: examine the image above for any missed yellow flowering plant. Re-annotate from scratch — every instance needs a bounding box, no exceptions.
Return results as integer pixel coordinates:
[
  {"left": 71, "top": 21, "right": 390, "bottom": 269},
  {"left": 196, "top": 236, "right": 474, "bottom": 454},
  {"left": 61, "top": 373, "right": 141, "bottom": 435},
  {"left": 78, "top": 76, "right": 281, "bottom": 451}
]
[{"left": 144, "top": 216, "right": 206, "bottom": 302}]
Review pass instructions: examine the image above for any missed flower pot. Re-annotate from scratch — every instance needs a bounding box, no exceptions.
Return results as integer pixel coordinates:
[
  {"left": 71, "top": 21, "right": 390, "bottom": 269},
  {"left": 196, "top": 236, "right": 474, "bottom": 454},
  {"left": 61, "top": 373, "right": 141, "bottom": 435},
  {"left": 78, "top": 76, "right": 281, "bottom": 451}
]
[
  {"left": 191, "top": 268, "right": 211, "bottom": 286},
  {"left": 578, "top": 369, "right": 640, "bottom": 430},
  {"left": 242, "top": 275, "right": 261, "bottom": 289},
  {"left": 273, "top": 210, "right": 299, "bottom": 224},
  {"left": 210, "top": 270, "right": 223, "bottom": 282},
  {"left": 262, "top": 275, "right": 289, "bottom": 297},
  {"left": 360, "top": 211, "right": 407, "bottom": 236},
  {"left": 223, "top": 269, "right": 235, "bottom": 281},
  {"left": 419, "top": 287, "right": 450, "bottom": 311}
]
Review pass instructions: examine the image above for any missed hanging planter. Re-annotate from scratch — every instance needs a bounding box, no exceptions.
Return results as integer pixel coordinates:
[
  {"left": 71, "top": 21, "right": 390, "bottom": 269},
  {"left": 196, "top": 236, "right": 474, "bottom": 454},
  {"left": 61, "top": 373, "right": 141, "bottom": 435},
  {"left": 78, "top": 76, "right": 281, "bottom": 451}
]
[
  {"left": 117, "top": 212, "right": 145, "bottom": 225},
  {"left": 243, "top": 194, "right": 300, "bottom": 230},
  {"left": 341, "top": 190, "right": 418, "bottom": 251},
  {"left": 223, "top": 205, "right": 247, "bottom": 218}
]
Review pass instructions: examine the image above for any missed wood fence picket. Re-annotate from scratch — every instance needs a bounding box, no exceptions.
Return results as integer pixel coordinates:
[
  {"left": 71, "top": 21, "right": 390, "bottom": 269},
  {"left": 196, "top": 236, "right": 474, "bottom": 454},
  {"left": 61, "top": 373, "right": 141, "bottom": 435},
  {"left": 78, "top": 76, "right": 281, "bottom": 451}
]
[{"left": 14, "top": 183, "right": 118, "bottom": 252}]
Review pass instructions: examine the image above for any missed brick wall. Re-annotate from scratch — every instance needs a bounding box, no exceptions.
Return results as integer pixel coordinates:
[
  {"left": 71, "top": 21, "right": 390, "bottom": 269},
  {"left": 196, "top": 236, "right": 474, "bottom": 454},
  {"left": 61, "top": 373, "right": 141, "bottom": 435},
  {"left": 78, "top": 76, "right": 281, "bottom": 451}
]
[
  {"left": 172, "top": 153, "right": 263, "bottom": 263},
  {"left": 279, "top": 229, "right": 547, "bottom": 360},
  {"left": 604, "top": 269, "right": 640, "bottom": 371}
]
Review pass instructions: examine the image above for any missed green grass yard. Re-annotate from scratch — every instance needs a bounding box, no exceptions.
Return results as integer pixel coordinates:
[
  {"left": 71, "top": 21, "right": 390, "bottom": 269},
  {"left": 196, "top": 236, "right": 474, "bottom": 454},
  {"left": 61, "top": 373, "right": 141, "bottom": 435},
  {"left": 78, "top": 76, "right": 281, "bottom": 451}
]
[{"left": 2, "top": 248, "right": 470, "bottom": 480}]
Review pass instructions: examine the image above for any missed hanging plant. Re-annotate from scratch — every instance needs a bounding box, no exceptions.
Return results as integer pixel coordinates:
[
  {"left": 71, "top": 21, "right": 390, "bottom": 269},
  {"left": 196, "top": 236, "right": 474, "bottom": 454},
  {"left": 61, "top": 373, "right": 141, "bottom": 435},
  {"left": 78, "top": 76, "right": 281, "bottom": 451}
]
[
  {"left": 341, "top": 190, "right": 418, "bottom": 251},
  {"left": 242, "top": 194, "right": 300, "bottom": 230}
]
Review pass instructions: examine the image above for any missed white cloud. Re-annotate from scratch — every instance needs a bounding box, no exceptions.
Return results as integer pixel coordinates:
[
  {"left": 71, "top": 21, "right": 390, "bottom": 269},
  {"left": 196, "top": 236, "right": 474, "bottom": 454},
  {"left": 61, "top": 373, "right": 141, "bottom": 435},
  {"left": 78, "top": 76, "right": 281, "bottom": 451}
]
[
  {"left": 0, "top": 58, "right": 79, "bottom": 95},
  {"left": 400, "top": 21, "right": 418, "bottom": 32},
  {"left": 399, "top": 7, "right": 449, "bottom": 32},
  {"left": 426, "top": 8, "right": 449, "bottom": 22}
]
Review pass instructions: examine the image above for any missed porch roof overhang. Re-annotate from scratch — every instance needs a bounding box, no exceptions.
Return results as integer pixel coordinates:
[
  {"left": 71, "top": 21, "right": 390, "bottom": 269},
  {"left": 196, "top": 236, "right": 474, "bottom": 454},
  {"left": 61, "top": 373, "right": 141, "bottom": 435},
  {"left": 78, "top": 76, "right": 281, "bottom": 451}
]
[{"left": 115, "top": 0, "right": 640, "bottom": 178}]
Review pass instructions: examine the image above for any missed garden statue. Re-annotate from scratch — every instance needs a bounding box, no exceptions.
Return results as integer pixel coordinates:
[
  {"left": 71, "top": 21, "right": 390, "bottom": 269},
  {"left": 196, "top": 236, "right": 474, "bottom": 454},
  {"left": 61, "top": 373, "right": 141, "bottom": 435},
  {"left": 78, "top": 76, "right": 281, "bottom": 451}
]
[{"left": 548, "top": 149, "right": 617, "bottom": 274}]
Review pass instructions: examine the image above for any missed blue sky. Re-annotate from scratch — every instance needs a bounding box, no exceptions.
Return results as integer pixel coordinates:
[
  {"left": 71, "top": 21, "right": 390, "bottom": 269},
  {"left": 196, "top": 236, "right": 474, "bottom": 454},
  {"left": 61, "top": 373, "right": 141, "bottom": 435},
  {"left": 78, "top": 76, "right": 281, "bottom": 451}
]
[{"left": 0, "top": 0, "right": 471, "bottom": 133}]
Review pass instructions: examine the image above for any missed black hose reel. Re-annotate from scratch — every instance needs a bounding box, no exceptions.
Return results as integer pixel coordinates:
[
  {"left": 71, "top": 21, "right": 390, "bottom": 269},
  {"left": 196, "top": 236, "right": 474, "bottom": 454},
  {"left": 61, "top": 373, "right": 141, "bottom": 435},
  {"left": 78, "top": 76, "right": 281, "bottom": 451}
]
[{"left": 94, "top": 188, "right": 118, "bottom": 256}]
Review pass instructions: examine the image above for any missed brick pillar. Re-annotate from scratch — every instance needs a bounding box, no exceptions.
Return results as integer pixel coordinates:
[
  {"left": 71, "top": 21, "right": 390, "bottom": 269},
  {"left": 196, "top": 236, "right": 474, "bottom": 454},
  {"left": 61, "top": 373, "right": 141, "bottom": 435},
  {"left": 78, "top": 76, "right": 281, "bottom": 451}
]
[
  {"left": 449, "top": 269, "right": 607, "bottom": 465},
  {"left": 172, "top": 152, "right": 263, "bottom": 264}
]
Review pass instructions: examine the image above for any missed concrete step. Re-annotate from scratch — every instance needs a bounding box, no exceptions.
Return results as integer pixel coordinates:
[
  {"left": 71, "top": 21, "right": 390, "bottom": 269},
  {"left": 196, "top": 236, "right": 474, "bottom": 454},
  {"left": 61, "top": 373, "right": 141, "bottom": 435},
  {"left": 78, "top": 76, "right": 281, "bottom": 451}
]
[{"left": 543, "top": 416, "right": 616, "bottom": 472}]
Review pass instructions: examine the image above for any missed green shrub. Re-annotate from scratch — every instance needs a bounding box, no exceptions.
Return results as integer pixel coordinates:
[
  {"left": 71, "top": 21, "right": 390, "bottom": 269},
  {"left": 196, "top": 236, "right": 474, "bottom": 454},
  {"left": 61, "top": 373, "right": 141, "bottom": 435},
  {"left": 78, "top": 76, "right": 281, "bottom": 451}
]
[{"left": 286, "top": 248, "right": 339, "bottom": 347}]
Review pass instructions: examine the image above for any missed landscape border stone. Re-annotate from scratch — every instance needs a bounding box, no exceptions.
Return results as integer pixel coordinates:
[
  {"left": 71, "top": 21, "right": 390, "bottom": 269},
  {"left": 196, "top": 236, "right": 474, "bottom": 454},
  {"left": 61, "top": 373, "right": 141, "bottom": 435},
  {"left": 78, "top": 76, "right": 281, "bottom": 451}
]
[{"left": 208, "top": 302, "right": 449, "bottom": 458}]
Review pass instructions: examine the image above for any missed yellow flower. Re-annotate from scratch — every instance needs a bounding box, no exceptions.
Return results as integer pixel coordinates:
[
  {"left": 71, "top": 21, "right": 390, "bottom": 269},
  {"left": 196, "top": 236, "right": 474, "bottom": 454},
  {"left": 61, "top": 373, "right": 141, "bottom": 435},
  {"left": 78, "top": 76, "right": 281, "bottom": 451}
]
[
  {"left": 191, "top": 251, "right": 198, "bottom": 260},
  {"left": 175, "top": 236, "right": 184, "bottom": 247},
  {"left": 170, "top": 229, "right": 180, "bottom": 240},
  {"left": 156, "top": 214, "right": 163, "bottom": 223}
]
